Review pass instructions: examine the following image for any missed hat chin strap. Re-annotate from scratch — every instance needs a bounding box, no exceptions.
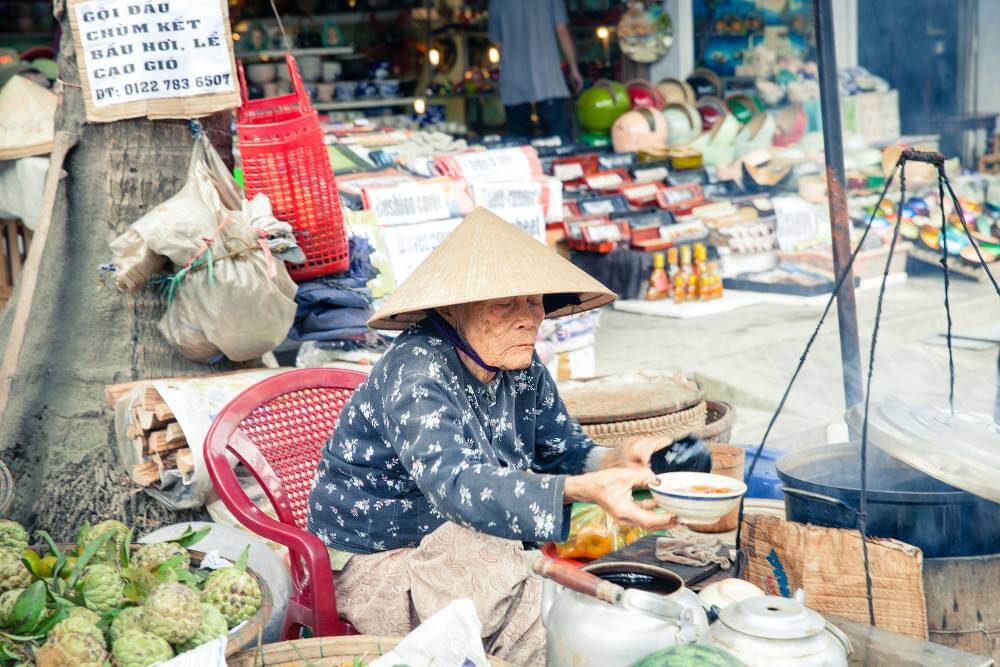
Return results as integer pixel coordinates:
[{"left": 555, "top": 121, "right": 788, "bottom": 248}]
[{"left": 425, "top": 310, "right": 503, "bottom": 374}]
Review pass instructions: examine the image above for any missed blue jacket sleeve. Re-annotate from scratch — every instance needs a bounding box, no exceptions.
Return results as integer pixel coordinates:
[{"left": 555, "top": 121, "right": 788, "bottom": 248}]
[
  {"left": 381, "top": 367, "right": 572, "bottom": 542},
  {"left": 531, "top": 365, "right": 599, "bottom": 476}
]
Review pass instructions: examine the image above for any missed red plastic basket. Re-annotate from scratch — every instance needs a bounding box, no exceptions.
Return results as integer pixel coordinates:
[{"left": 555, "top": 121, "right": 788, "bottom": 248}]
[{"left": 237, "top": 54, "right": 349, "bottom": 281}]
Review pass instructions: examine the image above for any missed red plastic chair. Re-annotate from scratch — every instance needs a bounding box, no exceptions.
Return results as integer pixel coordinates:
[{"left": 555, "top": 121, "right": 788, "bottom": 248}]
[{"left": 203, "top": 368, "right": 367, "bottom": 639}]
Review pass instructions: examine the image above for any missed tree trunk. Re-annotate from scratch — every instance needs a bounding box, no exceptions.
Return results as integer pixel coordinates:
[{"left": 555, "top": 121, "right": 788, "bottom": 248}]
[{"left": 0, "top": 1, "right": 259, "bottom": 539}]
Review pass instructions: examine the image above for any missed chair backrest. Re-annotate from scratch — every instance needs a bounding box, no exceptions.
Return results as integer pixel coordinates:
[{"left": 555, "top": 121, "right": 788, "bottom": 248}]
[{"left": 208, "top": 369, "right": 367, "bottom": 530}]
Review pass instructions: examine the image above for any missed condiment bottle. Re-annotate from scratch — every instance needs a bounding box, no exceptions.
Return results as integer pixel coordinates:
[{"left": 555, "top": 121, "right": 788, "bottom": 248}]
[
  {"left": 680, "top": 245, "right": 697, "bottom": 301},
  {"left": 673, "top": 247, "right": 687, "bottom": 303},
  {"left": 646, "top": 253, "right": 669, "bottom": 300}
]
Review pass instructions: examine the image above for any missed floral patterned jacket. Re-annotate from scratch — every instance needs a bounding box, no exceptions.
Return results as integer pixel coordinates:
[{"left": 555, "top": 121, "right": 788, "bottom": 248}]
[{"left": 306, "top": 321, "right": 598, "bottom": 553}]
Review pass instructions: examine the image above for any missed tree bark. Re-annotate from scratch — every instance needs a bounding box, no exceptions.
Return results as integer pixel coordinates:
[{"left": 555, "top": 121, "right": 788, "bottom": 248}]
[{"left": 0, "top": 1, "right": 258, "bottom": 538}]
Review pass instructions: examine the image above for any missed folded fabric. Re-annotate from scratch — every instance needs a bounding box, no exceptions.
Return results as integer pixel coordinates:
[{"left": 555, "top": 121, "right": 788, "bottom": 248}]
[
  {"left": 296, "top": 307, "right": 372, "bottom": 334},
  {"left": 295, "top": 282, "right": 373, "bottom": 310},
  {"left": 291, "top": 326, "right": 371, "bottom": 343},
  {"left": 655, "top": 528, "right": 732, "bottom": 569}
]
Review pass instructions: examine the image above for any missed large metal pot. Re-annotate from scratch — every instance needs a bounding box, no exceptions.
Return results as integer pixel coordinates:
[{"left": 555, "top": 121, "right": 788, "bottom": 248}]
[
  {"left": 540, "top": 561, "right": 708, "bottom": 667},
  {"left": 775, "top": 443, "right": 1000, "bottom": 558},
  {"left": 705, "top": 591, "right": 850, "bottom": 666}
]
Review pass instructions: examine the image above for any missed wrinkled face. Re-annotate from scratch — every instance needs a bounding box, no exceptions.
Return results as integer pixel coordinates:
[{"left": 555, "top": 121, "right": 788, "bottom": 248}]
[{"left": 446, "top": 295, "right": 545, "bottom": 370}]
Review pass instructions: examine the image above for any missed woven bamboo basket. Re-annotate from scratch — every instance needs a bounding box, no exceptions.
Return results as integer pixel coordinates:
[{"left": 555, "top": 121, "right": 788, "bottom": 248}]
[
  {"left": 584, "top": 400, "right": 708, "bottom": 447},
  {"left": 227, "top": 636, "right": 514, "bottom": 666},
  {"left": 691, "top": 400, "right": 737, "bottom": 443}
]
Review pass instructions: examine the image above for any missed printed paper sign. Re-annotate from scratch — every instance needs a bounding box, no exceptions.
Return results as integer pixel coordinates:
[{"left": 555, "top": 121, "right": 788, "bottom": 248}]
[
  {"left": 490, "top": 205, "right": 546, "bottom": 243},
  {"left": 68, "top": 0, "right": 239, "bottom": 121},
  {"left": 471, "top": 180, "right": 543, "bottom": 211},
  {"left": 363, "top": 181, "right": 452, "bottom": 226},
  {"left": 382, "top": 218, "right": 462, "bottom": 284},
  {"left": 772, "top": 196, "right": 826, "bottom": 251},
  {"left": 440, "top": 147, "right": 541, "bottom": 181}
]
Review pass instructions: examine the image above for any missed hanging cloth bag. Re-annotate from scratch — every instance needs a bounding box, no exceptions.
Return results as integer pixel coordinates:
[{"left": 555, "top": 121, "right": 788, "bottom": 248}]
[{"left": 111, "top": 137, "right": 298, "bottom": 363}]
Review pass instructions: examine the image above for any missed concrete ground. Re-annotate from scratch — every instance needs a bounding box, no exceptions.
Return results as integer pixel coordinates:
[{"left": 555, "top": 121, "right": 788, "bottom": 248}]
[{"left": 594, "top": 273, "right": 1000, "bottom": 452}]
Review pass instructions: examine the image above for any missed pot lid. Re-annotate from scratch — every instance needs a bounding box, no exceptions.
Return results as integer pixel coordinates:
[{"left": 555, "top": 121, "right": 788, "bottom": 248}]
[
  {"left": 718, "top": 595, "right": 825, "bottom": 640},
  {"left": 845, "top": 397, "right": 1000, "bottom": 503},
  {"left": 559, "top": 370, "right": 704, "bottom": 424}
]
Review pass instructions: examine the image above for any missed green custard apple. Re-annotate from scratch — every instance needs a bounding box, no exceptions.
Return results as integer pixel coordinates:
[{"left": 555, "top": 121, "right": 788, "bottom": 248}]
[
  {"left": 140, "top": 582, "right": 203, "bottom": 644},
  {"left": 34, "top": 630, "right": 107, "bottom": 667},
  {"left": 78, "top": 564, "right": 124, "bottom": 613},
  {"left": 109, "top": 606, "right": 145, "bottom": 643},
  {"left": 0, "top": 548, "right": 31, "bottom": 592},
  {"left": 80, "top": 519, "right": 129, "bottom": 563},
  {"left": 201, "top": 566, "right": 262, "bottom": 627},
  {"left": 132, "top": 541, "right": 190, "bottom": 571},
  {"left": 67, "top": 605, "right": 101, "bottom": 625},
  {"left": 47, "top": 616, "right": 105, "bottom": 648},
  {"left": 111, "top": 630, "right": 174, "bottom": 667},
  {"left": 0, "top": 520, "right": 28, "bottom": 552},
  {"left": 0, "top": 587, "right": 23, "bottom": 626},
  {"left": 177, "top": 603, "right": 228, "bottom": 652}
]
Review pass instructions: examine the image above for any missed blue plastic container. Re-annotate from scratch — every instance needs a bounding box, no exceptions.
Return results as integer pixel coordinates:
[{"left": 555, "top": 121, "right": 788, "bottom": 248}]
[{"left": 739, "top": 444, "right": 784, "bottom": 499}]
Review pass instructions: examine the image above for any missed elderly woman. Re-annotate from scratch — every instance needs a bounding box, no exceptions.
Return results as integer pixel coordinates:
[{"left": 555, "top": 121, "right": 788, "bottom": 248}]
[{"left": 307, "top": 208, "right": 683, "bottom": 665}]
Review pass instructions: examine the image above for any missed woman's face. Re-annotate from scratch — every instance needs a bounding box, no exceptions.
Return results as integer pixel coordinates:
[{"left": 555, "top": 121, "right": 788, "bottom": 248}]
[{"left": 449, "top": 295, "right": 545, "bottom": 370}]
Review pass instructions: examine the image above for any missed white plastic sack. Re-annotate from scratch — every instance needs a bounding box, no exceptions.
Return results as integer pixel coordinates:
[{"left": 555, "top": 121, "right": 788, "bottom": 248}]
[
  {"left": 110, "top": 137, "right": 298, "bottom": 363},
  {"left": 370, "top": 598, "right": 490, "bottom": 667}
]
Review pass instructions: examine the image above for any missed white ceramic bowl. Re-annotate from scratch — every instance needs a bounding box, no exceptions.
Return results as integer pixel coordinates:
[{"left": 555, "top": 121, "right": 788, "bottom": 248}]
[{"left": 650, "top": 472, "right": 747, "bottom": 526}]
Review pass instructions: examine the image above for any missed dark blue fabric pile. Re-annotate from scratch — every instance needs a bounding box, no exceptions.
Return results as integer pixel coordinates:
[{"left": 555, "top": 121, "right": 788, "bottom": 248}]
[{"left": 288, "top": 237, "right": 379, "bottom": 343}]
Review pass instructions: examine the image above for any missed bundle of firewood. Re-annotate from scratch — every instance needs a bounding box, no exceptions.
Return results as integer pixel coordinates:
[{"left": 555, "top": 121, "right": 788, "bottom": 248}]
[{"left": 106, "top": 382, "right": 194, "bottom": 487}]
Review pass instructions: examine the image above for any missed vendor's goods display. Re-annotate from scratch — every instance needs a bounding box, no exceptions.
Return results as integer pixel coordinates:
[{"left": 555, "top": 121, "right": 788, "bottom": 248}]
[{"left": 0, "top": 521, "right": 266, "bottom": 665}]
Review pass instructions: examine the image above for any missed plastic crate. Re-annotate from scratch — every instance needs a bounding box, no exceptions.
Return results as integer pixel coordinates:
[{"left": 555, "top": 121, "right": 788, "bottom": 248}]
[{"left": 237, "top": 54, "right": 348, "bottom": 281}]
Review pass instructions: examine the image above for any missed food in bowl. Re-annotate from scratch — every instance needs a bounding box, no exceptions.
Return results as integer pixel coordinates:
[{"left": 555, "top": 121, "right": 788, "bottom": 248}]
[{"left": 651, "top": 472, "right": 747, "bottom": 526}]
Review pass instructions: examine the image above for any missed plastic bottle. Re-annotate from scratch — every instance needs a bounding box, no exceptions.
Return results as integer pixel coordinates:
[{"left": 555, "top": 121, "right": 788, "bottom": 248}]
[{"left": 646, "top": 253, "right": 669, "bottom": 300}]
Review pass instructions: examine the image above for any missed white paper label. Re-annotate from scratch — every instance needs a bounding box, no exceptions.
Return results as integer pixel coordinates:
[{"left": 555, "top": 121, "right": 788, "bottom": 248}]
[
  {"left": 661, "top": 186, "right": 697, "bottom": 206},
  {"left": 382, "top": 218, "right": 463, "bottom": 283},
  {"left": 582, "top": 199, "right": 616, "bottom": 214},
  {"left": 633, "top": 166, "right": 668, "bottom": 183},
  {"left": 450, "top": 148, "right": 537, "bottom": 181},
  {"left": 74, "top": 0, "right": 235, "bottom": 107},
  {"left": 365, "top": 182, "right": 452, "bottom": 226},
  {"left": 490, "top": 205, "right": 547, "bottom": 243},
  {"left": 772, "top": 196, "right": 825, "bottom": 251},
  {"left": 586, "top": 223, "right": 622, "bottom": 242},
  {"left": 471, "top": 180, "right": 543, "bottom": 210},
  {"left": 586, "top": 173, "right": 624, "bottom": 190},
  {"left": 625, "top": 184, "right": 659, "bottom": 201},
  {"left": 160, "top": 636, "right": 227, "bottom": 667},
  {"left": 554, "top": 162, "right": 585, "bottom": 181}
]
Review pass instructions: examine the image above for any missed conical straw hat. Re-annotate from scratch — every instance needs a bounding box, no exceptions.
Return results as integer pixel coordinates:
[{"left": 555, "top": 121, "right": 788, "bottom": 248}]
[
  {"left": 0, "top": 76, "right": 56, "bottom": 160},
  {"left": 368, "top": 207, "right": 617, "bottom": 330}
]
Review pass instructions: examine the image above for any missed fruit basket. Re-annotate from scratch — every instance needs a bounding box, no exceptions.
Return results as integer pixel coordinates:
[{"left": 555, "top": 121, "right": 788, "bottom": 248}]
[
  {"left": 228, "top": 635, "right": 515, "bottom": 666},
  {"left": 0, "top": 518, "right": 270, "bottom": 664}
]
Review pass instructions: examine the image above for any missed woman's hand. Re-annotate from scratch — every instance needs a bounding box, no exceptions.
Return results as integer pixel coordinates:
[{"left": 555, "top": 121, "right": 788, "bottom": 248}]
[
  {"left": 565, "top": 468, "right": 677, "bottom": 531},
  {"left": 599, "top": 436, "right": 676, "bottom": 470}
]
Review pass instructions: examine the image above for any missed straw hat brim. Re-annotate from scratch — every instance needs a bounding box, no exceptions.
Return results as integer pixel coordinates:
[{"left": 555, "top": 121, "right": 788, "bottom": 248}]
[
  {"left": 0, "top": 76, "right": 56, "bottom": 160},
  {"left": 368, "top": 207, "right": 617, "bottom": 330}
]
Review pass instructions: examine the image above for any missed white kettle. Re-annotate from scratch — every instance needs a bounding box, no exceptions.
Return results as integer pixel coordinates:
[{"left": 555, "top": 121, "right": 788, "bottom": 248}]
[
  {"left": 537, "top": 559, "right": 708, "bottom": 667},
  {"left": 705, "top": 590, "right": 851, "bottom": 666}
]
